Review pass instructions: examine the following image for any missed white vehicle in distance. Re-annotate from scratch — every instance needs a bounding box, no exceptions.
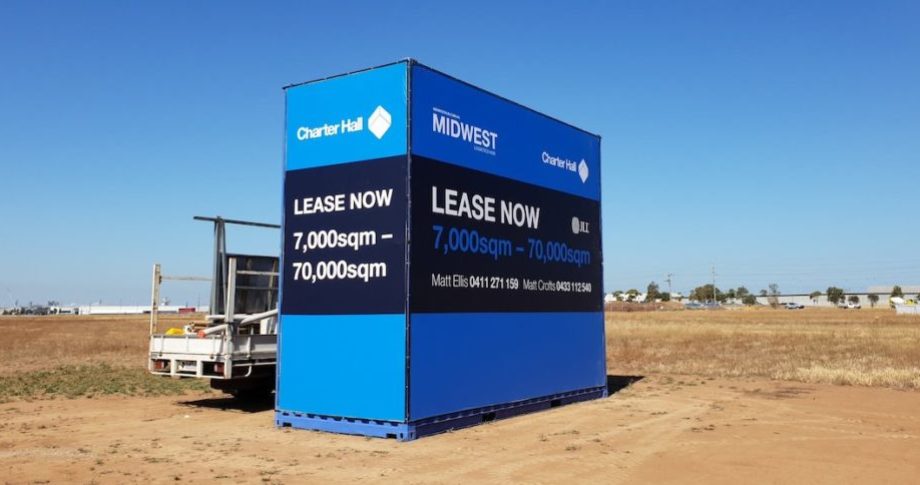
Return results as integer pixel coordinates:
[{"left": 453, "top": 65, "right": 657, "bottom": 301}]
[
  {"left": 845, "top": 302, "right": 862, "bottom": 309},
  {"left": 783, "top": 302, "right": 805, "bottom": 310}
]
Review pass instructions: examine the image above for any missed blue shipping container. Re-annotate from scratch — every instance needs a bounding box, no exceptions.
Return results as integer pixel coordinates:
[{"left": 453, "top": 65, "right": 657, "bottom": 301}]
[{"left": 276, "top": 60, "right": 605, "bottom": 440}]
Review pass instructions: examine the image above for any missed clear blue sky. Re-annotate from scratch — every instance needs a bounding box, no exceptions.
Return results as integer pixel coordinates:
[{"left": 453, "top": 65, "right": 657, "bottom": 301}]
[{"left": 2, "top": 1, "right": 919, "bottom": 305}]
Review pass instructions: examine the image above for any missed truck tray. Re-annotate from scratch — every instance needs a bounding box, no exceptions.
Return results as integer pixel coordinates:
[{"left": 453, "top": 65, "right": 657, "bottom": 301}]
[{"left": 149, "top": 334, "right": 276, "bottom": 378}]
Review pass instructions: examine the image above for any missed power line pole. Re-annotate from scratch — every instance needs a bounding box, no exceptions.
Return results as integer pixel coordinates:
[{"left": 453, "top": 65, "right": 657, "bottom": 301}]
[
  {"left": 665, "top": 273, "right": 673, "bottom": 296},
  {"left": 711, "top": 265, "right": 717, "bottom": 303}
]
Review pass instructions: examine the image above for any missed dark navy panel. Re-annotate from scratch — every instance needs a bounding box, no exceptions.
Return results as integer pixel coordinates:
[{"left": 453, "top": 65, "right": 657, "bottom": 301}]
[
  {"left": 410, "top": 64, "right": 601, "bottom": 201},
  {"left": 278, "top": 314, "right": 406, "bottom": 421},
  {"left": 408, "top": 312, "right": 606, "bottom": 420},
  {"left": 282, "top": 157, "right": 407, "bottom": 315},
  {"left": 285, "top": 62, "right": 407, "bottom": 170},
  {"left": 409, "top": 157, "right": 602, "bottom": 312}
]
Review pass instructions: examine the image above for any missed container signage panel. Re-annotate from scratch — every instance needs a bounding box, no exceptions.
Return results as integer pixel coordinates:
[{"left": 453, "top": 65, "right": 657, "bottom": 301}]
[
  {"left": 282, "top": 157, "right": 407, "bottom": 315},
  {"left": 410, "top": 157, "right": 602, "bottom": 312},
  {"left": 410, "top": 65, "right": 600, "bottom": 201},
  {"left": 278, "top": 64, "right": 410, "bottom": 423},
  {"left": 407, "top": 64, "right": 605, "bottom": 420},
  {"left": 285, "top": 63, "right": 407, "bottom": 170}
]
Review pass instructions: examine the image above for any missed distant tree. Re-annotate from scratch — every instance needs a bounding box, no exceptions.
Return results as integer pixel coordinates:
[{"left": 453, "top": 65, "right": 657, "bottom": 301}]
[
  {"left": 690, "top": 285, "right": 705, "bottom": 302},
  {"left": 736, "top": 287, "right": 751, "bottom": 299},
  {"left": 760, "top": 289, "right": 768, "bottom": 297},
  {"left": 767, "top": 283, "right": 781, "bottom": 309},
  {"left": 626, "top": 289, "right": 639, "bottom": 302},
  {"left": 646, "top": 282, "right": 661, "bottom": 302},
  {"left": 891, "top": 285, "right": 904, "bottom": 298},
  {"left": 809, "top": 291, "right": 822, "bottom": 303},
  {"left": 826, "top": 287, "right": 845, "bottom": 305},
  {"left": 848, "top": 295, "right": 860, "bottom": 304},
  {"left": 868, "top": 294, "right": 880, "bottom": 308},
  {"left": 690, "top": 284, "right": 723, "bottom": 303},
  {"left": 660, "top": 292, "right": 671, "bottom": 302},
  {"left": 741, "top": 294, "right": 757, "bottom": 305}
]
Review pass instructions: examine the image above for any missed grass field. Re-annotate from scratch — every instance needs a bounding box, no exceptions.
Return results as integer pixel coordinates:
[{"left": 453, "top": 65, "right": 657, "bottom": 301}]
[
  {"left": 607, "top": 307, "right": 920, "bottom": 389},
  {"left": 0, "top": 314, "right": 196, "bottom": 374},
  {"left": 0, "top": 314, "right": 209, "bottom": 401},
  {"left": 1, "top": 308, "right": 918, "bottom": 401}
]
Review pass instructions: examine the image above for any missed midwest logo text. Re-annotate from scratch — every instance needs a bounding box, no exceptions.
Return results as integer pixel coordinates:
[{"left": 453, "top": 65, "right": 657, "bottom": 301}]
[{"left": 432, "top": 107, "right": 498, "bottom": 155}]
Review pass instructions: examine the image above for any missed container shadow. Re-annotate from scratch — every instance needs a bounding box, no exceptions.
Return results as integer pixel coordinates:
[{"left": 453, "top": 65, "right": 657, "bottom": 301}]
[
  {"left": 178, "top": 394, "right": 275, "bottom": 413},
  {"left": 606, "top": 375, "right": 644, "bottom": 395},
  {"left": 174, "top": 378, "right": 639, "bottom": 414}
]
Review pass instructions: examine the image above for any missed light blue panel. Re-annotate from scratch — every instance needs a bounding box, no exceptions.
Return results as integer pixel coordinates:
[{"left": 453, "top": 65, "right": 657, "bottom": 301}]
[
  {"left": 411, "top": 64, "right": 601, "bottom": 201},
  {"left": 285, "top": 62, "right": 408, "bottom": 170},
  {"left": 278, "top": 314, "right": 406, "bottom": 421},
  {"left": 409, "top": 312, "right": 606, "bottom": 420}
]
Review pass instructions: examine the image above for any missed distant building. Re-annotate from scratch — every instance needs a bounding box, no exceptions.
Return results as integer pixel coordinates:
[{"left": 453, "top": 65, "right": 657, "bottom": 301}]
[
  {"left": 754, "top": 285, "right": 920, "bottom": 308},
  {"left": 49, "top": 306, "right": 79, "bottom": 315},
  {"left": 895, "top": 304, "right": 920, "bottom": 315},
  {"left": 605, "top": 292, "right": 648, "bottom": 303},
  {"left": 76, "top": 305, "right": 208, "bottom": 315},
  {"left": 867, "top": 285, "right": 920, "bottom": 295}
]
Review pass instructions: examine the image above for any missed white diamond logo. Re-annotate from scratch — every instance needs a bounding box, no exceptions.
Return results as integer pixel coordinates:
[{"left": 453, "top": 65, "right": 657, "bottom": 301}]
[
  {"left": 578, "top": 159, "right": 589, "bottom": 183},
  {"left": 368, "top": 106, "right": 391, "bottom": 139}
]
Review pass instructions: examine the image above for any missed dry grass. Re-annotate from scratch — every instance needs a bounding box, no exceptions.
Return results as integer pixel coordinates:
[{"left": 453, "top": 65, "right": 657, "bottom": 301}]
[
  {"left": 0, "top": 314, "right": 209, "bottom": 400},
  {"left": 608, "top": 307, "right": 920, "bottom": 389},
  {"left": 3, "top": 310, "right": 919, "bottom": 399},
  {"left": 0, "top": 314, "right": 197, "bottom": 375},
  {"left": 0, "top": 363, "right": 211, "bottom": 402},
  {"left": 605, "top": 301, "right": 684, "bottom": 312}
]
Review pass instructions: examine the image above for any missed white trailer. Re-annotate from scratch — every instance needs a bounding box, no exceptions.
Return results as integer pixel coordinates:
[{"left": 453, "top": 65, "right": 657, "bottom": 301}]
[{"left": 148, "top": 217, "right": 280, "bottom": 398}]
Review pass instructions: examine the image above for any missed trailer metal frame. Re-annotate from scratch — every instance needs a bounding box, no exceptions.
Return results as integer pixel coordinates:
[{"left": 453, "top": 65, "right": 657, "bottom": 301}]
[{"left": 148, "top": 216, "right": 280, "bottom": 394}]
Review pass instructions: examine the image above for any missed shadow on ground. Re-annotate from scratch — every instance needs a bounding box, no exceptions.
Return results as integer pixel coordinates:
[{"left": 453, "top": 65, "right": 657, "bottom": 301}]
[
  {"left": 607, "top": 375, "right": 644, "bottom": 395},
  {"left": 175, "top": 377, "right": 640, "bottom": 414},
  {"left": 179, "top": 393, "right": 275, "bottom": 413}
]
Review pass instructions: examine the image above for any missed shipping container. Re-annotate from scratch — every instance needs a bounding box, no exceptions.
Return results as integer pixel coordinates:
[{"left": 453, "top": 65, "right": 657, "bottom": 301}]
[{"left": 276, "top": 60, "right": 605, "bottom": 440}]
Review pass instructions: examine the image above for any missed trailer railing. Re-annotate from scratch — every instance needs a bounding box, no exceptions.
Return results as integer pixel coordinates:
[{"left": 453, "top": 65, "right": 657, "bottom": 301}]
[{"left": 148, "top": 264, "right": 210, "bottom": 336}]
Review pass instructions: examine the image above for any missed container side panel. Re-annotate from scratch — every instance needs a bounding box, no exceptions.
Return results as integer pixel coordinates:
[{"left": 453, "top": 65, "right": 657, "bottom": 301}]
[
  {"left": 409, "top": 312, "right": 605, "bottom": 420},
  {"left": 407, "top": 63, "right": 605, "bottom": 421},
  {"left": 286, "top": 63, "right": 407, "bottom": 170},
  {"left": 410, "top": 64, "right": 600, "bottom": 201},
  {"left": 279, "top": 314, "right": 405, "bottom": 421},
  {"left": 279, "top": 63, "right": 409, "bottom": 422}
]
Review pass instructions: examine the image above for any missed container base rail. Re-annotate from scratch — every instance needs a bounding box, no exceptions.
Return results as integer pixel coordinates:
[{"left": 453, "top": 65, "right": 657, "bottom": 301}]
[{"left": 275, "top": 385, "right": 607, "bottom": 441}]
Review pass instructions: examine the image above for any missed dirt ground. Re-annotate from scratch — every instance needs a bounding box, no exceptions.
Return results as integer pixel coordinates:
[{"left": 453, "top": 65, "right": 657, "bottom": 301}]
[
  {"left": 2, "top": 375, "right": 919, "bottom": 484},
  {"left": 2, "top": 310, "right": 919, "bottom": 483}
]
